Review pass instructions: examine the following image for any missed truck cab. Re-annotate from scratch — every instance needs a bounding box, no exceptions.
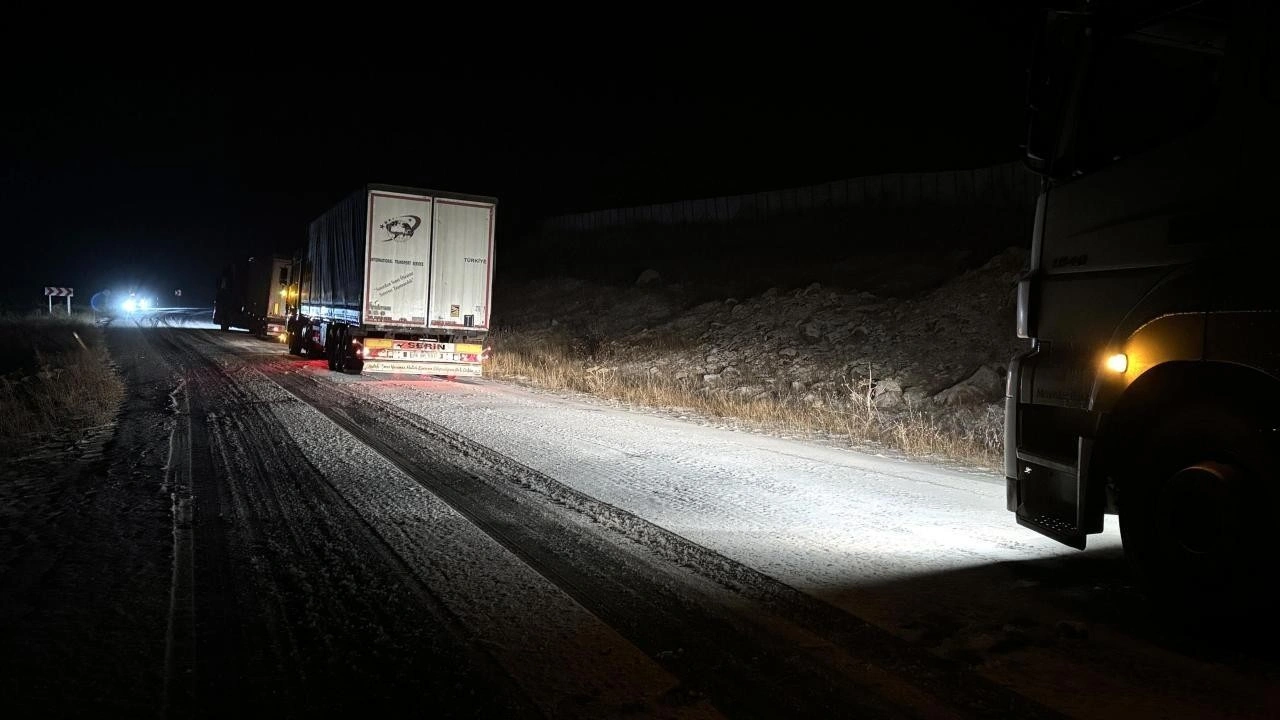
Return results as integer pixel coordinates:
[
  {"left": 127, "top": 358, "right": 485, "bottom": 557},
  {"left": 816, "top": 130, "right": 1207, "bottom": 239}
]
[{"left": 1007, "top": 0, "right": 1279, "bottom": 601}]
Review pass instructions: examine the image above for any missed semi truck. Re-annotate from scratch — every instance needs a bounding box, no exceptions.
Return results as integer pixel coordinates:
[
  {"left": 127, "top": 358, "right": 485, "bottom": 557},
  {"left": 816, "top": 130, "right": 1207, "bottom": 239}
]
[
  {"left": 1006, "top": 0, "right": 1278, "bottom": 602},
  {"left": 286, "top": 184, "right": 496, "bottom": 377},
  {"left": 213, "top": 254, "right": 293, "bottom": 339}
]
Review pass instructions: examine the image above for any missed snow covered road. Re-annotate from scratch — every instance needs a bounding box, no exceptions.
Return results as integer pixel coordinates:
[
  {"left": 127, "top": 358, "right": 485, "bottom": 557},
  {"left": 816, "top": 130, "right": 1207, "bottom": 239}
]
[
  {"left": 6, "top": 325, "right": 1275, "bottom": 719},
  {"left": 266, "top": 333, "right": 1277, "bottom": 720}
]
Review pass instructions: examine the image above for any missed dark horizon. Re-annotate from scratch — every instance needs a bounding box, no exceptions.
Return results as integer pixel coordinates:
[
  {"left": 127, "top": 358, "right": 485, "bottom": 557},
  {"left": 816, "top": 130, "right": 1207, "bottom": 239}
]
[{"left": 2, "top": 4, "right": 1035, "bottom": 307}]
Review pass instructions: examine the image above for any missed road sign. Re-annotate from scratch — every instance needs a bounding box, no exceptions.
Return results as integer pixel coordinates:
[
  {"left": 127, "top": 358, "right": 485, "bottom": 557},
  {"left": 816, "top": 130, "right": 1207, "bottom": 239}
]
[{"left": 44, "top": 286, "right": 74, "bottom": 314}]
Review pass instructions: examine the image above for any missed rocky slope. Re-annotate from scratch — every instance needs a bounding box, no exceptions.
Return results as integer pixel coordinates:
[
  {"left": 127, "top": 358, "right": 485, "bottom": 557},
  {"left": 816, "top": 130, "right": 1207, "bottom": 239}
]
[{"left": 491, "top": 246, "right": 1030, "bottom": 461}]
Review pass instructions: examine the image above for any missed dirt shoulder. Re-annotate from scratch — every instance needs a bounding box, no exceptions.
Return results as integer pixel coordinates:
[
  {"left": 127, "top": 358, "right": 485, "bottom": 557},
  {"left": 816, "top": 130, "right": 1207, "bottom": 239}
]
[
  {"left": 0, "top": 314, "right": 124, "bottom": 454},
  {"left": 0, "top": 324, "right": 177, "bottom": 717}
]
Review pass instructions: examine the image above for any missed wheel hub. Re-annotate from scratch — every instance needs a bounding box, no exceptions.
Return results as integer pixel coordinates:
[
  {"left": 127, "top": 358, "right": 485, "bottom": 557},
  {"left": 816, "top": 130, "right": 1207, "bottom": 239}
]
[{"left": 1163, "top": 461, "right": 1238, "bottom": 556}]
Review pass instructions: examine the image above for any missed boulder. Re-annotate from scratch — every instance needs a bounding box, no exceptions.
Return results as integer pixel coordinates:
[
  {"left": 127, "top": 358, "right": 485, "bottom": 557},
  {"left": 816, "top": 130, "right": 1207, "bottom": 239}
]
[
  {"left": 872, "top": 377, "right": 905, "bottom": 409},
  {"left": 635, "top": 269, "right": 662, "bottom": 287},
  {"left": 932, "top": 364, "right": 1004, "bottom": 406},
  {"left": 798, "top": 321, "right": 824, "bottom": 344},
  {"left": 903, "top": 386, "right": 928, "bottom": 406}
]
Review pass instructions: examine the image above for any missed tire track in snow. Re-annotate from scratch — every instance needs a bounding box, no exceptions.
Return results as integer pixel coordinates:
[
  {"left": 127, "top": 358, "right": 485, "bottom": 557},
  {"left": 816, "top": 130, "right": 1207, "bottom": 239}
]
[
  {"left": 160, "top": 378, "right": 194, "bottom": 718},
  {"left": 165, "top": 330, "right": 677, "bottom": 719},
  {"left": 148, "top": 332, "right": 526, "bottom": 716}
]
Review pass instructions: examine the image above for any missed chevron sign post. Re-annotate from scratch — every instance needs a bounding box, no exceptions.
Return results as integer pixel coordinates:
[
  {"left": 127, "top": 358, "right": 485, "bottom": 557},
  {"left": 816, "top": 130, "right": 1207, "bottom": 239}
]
[{"left": 45, "top": 286, "right": 74, "bottom": 314}]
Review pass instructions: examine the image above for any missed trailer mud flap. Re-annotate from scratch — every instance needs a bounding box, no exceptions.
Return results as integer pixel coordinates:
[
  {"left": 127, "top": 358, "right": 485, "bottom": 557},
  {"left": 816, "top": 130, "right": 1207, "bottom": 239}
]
[{"left": 1009, "top": 439, "right": 1096, "bottom": 550}]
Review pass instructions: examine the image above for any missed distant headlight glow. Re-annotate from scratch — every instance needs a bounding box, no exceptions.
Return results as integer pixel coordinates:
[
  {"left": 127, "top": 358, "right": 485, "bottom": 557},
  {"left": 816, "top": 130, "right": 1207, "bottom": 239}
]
[
  {"left": 139, "top": 297, "right": 152, "bottom": 310},
  {"left": 1105, "top": 353, "right": 1128, "bottom": 373},
  {"left": 122, "top": 298, "right": 137, "bottom": 313}
]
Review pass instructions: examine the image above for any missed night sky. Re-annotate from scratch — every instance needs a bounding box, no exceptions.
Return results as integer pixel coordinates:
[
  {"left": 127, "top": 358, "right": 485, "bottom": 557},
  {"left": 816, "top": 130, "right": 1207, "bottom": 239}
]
[{"left": 3, "top": 4, "right": 1034, "bottom": 307}]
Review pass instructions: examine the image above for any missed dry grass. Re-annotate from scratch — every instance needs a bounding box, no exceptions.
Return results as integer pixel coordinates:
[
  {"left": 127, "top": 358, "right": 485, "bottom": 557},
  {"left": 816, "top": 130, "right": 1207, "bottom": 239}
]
[
  {"left": 0, "top": 313, "right": 124, "bottom": 452},
  {"left": 486, "top": 329, "right": 1002, "bottom": 467}
]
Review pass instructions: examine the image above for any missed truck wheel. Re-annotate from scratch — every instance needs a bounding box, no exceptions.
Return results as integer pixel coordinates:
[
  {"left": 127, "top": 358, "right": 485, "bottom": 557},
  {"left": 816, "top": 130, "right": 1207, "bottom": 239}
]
[
  {"left": 1120, "top": 404, "right": 1276, "bottom": 613},
  {"left": 221, "top": 322, "right": 229, "bottom": 332},
  {"left": 326, "top": 330, "right": 338, "bottom": 371}
]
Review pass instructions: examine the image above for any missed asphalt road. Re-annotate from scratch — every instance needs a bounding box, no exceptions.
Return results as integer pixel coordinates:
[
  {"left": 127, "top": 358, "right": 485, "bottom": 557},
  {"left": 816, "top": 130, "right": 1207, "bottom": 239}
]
[{"left": 2, "top": 324, "right": 1276, "bottom": 719}]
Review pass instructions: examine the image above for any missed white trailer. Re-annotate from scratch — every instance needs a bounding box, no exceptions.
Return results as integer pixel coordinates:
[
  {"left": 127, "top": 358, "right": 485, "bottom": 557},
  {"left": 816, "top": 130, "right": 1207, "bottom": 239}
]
[{"left": 288, "top": 185, "right": 496, "bottom": 377}]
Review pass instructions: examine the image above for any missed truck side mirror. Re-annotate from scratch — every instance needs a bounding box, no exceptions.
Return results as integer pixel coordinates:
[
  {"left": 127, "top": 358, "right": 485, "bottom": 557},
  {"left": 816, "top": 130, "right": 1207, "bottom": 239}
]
[{"left": 1025, "top": 9, "right": 1093, "bottom": 178}]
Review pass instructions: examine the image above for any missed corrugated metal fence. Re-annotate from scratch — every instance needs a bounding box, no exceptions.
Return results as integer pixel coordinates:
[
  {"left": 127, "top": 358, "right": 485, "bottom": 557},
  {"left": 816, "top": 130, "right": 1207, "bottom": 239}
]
[{"left": 542, "top": 162, "right": 1038, "bottom": 232}]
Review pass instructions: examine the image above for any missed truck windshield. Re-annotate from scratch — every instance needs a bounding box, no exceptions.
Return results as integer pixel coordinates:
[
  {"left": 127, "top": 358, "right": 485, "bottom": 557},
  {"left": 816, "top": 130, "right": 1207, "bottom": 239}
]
[{"left": 1066, "top": 0, "right": 1230, "bottom": 175}]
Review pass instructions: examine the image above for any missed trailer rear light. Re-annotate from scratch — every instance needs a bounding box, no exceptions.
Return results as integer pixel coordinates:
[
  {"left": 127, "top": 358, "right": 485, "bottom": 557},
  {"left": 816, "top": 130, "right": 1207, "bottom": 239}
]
[{"left": 278, "top": 332, "right": 288, "bottom": 342}]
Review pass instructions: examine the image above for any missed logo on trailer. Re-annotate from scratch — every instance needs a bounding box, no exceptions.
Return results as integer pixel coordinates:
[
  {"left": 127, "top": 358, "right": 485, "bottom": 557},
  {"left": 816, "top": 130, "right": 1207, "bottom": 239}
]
[
  {"left": 379, "top": 215, "right": 421, "bottom": 242},
  {"left": 450, "top": 304, "right": 460, "bottom": 317}
]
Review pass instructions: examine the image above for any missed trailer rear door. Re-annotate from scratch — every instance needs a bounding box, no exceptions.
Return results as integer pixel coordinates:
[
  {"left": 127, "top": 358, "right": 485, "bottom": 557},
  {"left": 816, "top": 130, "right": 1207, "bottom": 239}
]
[
  {"left": 363, "top": 190, "right": 434, "bottom": 327},
  {"left": 428, "top": 199, "right": 495, "bottom": 331}
]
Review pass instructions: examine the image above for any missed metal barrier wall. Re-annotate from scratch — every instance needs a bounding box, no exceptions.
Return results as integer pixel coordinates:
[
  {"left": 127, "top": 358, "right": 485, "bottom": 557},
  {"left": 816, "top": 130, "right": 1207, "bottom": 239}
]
[{"left": 542, "top": 162, "right": 1038, "bottom": 233}]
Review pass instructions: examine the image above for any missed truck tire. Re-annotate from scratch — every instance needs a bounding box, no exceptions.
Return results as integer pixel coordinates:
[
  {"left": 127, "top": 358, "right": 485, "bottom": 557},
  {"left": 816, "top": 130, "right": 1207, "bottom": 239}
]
[
  {"left": 1120, "top": 403, "right": 1276, "bottom": 614},
  {"left": 325, "top": 328, "right": 338, "bottom": 371},
  {"left": 333, "top": 326, "right": 347, "bottom": 373},
  {"left": 341, "top": 334, "right": 363, "bottom": 375}
]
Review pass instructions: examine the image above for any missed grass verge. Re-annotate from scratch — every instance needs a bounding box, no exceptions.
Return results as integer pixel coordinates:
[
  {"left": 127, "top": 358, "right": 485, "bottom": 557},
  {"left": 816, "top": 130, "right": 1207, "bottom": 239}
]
[
  {"left": 0, "top": 314, "right": 125, "bottom": 454},
  {"left": 486, "top": 329, "right": 1002, "bottom": 468}
]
